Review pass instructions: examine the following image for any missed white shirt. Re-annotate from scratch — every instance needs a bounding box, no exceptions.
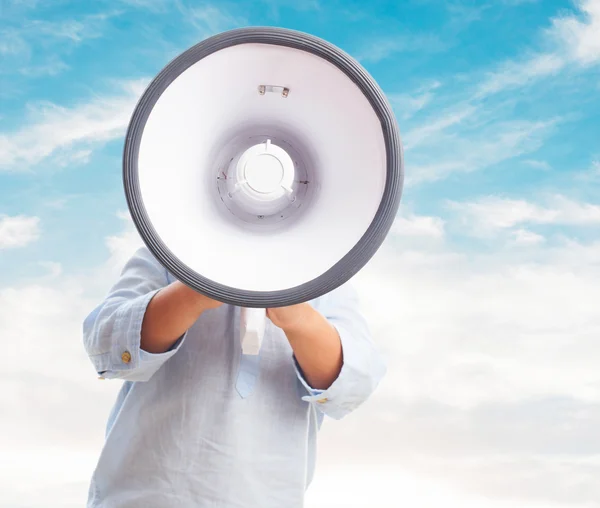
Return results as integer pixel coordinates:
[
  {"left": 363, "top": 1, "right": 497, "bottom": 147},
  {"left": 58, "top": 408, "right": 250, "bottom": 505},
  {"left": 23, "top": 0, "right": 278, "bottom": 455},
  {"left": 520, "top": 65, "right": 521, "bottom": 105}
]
[{"left": 83, "top": 246, "right": 386, "bottom": 507}]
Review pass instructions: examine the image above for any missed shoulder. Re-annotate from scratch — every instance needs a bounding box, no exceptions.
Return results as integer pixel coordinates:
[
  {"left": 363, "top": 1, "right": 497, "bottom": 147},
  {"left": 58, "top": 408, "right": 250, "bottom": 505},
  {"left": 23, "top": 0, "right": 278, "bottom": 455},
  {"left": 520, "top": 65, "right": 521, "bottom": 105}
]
[{"left": 121, "top": 245, "right": 167, "bottom": 278}]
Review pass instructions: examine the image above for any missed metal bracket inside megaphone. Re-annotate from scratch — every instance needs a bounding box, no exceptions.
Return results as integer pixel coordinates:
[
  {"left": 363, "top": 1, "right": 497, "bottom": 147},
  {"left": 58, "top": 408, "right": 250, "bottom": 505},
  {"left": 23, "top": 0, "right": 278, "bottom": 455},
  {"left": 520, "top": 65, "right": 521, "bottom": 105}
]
[{"left": 258, "top": 84, "right": 290, "bottom": 97}]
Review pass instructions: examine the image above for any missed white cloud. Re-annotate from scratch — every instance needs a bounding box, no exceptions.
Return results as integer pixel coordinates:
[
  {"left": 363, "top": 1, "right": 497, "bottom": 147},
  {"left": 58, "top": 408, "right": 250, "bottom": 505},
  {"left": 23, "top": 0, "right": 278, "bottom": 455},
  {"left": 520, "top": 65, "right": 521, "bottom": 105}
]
[
  {"left": 549, "top": 0, "right": 600, "bottom": 66},
  {"left": 449, "top": 194, "right": 600, "bottom": 233},
  {"left": 355, "top": 33, "right": 445, "bottom": 63},
  {"left": 3, "top": 208, "right": 600, "bottom": 506},
  {"left": 0, "top": 79, "right": 148, "bottom": 170},
  {"left": 103, "top": 211, "right": 144, "bottom": 277},
  {"left": 397, "top": 2, "right": 597, "bottom": 185},
  {"left": 0, "top": 214, "right": 40, "bottom": 248},
  {"left": 477, "top": 53, "right": 564, "bottom": 97},
  {"left": 27, "top": 16, "right": 110, "bottom": 43},
  {"left": 575, "top": 159, "right": 600, "bottom": 182},
  {"left": 404, "top": 105, "right": 475, "bottom": 150},
  {"left": 165, "top": 0, "right": 247, "bottom": 39},
  {"left": 389, "top": 81, "right": 442, "bottom": 119},
  {"left": 476, "top": 0, "right": 600, "bottom": 96},
  {"left": 19, "top": 56, "right": 69, "bottom": 77},
  {"left": 0, "top": 213, "right": 142, "bottom": 504},
  {"left": 523, "top": 159, "right": 552, "bottom": 171},
  {"left": 407, "top": 118, "right": 558, "bottom": 184},
  {"left": 118, "top": 0, "right": 169, "bottom": 9},
  {"left": 0, "top": 28, "right": 29, "bottom": 56},
  {"left": 53, "top": 148, "right": 93, "bottom": 168},
  {"left": 512, "top": 228, "right": 546, "bottom": 245},
  {"left": 391, "top": 214, "right": 445, "bottom": 239},
  {"left": 306, "top": 466, "right": 567, "bottom": 508},
  {"left": 183, "top": 4, "right": 246, "bottom": 35},
  {"left": 358, "top": 236, "right": 600, "bottom": 406},
  {"left": 313, "top": 230, "right": 600, "bottom": 505},
  {"left": 38, "top": 261, "right": 63, "bottom": 279},
  {"left": 502, "top": 0, "right": 540, "bottom": 5},
  {"left": 0, "top": 11, "right": 119, "bottom": 79}
]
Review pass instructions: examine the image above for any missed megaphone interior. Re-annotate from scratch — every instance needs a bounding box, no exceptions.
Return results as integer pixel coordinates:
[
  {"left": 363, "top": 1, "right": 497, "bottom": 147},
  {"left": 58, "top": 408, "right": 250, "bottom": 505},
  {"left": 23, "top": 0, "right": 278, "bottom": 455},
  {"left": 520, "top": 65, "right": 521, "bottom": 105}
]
[{"left": 123, "top": 27, "right": 403, "bottom": 353}]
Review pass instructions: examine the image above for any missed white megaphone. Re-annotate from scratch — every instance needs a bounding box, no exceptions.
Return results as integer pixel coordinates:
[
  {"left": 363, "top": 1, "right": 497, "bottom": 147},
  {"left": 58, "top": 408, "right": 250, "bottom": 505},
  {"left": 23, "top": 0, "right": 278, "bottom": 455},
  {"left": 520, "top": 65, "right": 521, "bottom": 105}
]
[{"left": 123, "top": 27, "right": 403, "bottom": 355}]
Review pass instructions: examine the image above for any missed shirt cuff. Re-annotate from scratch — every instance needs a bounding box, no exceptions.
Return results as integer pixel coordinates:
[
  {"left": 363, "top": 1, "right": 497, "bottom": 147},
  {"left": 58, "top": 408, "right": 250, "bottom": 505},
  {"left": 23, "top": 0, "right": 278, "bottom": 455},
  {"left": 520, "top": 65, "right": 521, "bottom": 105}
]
[
  {"left": 292, "top": 323, "right": 361, "bottom": 416},
  {"left": 94, "top": 289, "right": 187, "bottom": 381}
]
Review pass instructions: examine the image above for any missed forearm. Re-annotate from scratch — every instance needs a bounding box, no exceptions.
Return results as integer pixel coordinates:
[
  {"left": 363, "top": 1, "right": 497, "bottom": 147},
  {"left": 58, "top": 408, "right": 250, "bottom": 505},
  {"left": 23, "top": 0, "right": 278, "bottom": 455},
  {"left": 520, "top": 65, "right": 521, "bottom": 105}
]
[
  {"left": 282, "top": 305, "right": 343, "bottom": 390},
  {"left": 141, "top": 281, "right": 215, "bottom": 354}
]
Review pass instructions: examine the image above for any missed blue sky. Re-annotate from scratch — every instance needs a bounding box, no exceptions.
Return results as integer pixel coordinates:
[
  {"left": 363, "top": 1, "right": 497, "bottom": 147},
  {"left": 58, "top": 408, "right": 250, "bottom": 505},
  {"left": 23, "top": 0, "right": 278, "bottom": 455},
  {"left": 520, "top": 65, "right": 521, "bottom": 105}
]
[
  {"left": 1, "top": 0, "right": 599, "bottom": 282},
  {"left": 2, "top": 1, "right": 600, "bottom": 507}
]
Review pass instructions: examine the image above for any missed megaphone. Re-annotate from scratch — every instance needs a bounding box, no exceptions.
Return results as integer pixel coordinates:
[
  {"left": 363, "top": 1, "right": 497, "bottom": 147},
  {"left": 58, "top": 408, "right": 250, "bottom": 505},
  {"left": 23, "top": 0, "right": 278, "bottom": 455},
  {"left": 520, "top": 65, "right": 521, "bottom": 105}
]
[{"left": 123, "top": 27, "right": 403, "bottom": 355}]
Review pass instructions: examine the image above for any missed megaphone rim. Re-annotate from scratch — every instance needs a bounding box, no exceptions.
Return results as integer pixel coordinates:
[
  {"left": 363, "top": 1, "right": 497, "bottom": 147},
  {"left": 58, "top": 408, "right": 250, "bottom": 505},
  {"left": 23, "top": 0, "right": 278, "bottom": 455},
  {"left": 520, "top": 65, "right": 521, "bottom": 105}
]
[{"left": 123, "top": 26, "right": 404, "bottom": 307}]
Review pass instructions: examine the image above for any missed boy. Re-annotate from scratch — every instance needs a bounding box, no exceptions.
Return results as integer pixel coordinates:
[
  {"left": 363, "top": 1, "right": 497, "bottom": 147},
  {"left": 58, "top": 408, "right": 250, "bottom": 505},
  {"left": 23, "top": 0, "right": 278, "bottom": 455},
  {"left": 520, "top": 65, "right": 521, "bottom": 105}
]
[{"left": 83, "top": 246, "right": 386, "bottom": 507}]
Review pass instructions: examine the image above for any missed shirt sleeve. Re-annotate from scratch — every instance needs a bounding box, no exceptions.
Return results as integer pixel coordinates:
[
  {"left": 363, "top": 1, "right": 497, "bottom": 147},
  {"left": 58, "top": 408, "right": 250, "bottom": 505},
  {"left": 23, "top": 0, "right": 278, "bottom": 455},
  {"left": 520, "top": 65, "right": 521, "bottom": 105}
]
[
  {"left": 293, "top": 281, "right": 387, "bottom": 420},
  {"left": 82, "top": 246, "right": 187, "bottom": 382}
]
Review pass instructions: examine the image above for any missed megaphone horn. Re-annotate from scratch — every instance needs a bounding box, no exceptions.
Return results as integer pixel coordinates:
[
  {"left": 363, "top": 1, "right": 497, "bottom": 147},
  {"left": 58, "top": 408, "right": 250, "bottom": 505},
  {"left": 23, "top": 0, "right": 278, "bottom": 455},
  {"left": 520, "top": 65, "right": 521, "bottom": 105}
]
[{"left": 123, "top": 27, "right": 403, "bottom": 354}]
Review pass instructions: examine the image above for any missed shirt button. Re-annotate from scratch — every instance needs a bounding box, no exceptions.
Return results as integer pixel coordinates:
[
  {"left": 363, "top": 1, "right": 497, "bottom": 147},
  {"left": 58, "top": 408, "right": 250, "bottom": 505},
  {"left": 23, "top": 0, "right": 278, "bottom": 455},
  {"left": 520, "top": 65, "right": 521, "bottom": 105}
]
[
  {"left": 317, "top": 398, "right": 328, "bottom": 403},
  {"left": 121, "top": 351, "right": 132, "bottom": 364}
]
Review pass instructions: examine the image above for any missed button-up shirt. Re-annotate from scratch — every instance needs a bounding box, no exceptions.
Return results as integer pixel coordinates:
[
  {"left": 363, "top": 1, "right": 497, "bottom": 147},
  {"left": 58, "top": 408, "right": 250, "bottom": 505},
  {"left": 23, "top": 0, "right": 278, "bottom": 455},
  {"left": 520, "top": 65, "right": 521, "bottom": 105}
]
[{"left": 83, "top": 246, "right": 386, "bottom": 508}]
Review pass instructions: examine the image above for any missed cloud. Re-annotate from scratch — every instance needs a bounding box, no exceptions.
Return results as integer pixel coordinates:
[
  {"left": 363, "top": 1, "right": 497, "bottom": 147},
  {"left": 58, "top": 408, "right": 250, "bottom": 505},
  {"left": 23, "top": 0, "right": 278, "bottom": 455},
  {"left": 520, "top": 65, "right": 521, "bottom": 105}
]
[
  {"left": 0, "top": 11, "right": 119, "bottom": 79},
  {"left": 448, "top": 194, "right": 600, "bottom": 233},
  {"left": 306, "top": 465, "right": 570, "bottom": 508},
  {"left": 407, "top": 117, "right": 558, "bottom": 184},
  {"left": 396, "top": 2, "right": 597, "bottom": 185},
  {"left": 175, "top": 1, "right": 246, "bottom": 37},
  {"left": 576, "top": 159, "right": 600, "bottom": 181},
  {"left": 38, "top": 261, "right": 63, "bottom": 279},
  {"left": 476, "top": 0, "right": 600, "bottom": 96},
  {"left": 3, "top": 206, "right": 600, "bottom": 507},
  {"left": 391, "top": 214, "right": 445, "bottom": 239},
  {"left": 103, "top": 210, "right": 144, "bottom": 276},
  {"left": 549, "top": 0, "right": 600, "bottom": 66},
  {"left": 389, "top": 81, "right": 442, "bottom": 120},
  {"left": 403, "top": 105, "right": 476, "bottom": 150},
  {"left": 477, "top": 53, "right": 565, "bottom": 97},
  {"left": 355, "top": 33, "right": 445, "bottom": 63},
  {"left": 0, "top": 79, "right": 148, "bottom": 170},
  {"left": 308, "top": 224, "right": 600, "bottom": 506},
  {"left": 117, "top": 0, "right": 171, "bottom": 11},
  {"left": 0, "top": 211, "right": 141, "bottom": 441},
  {"left": 512, "top": 228, "right": 546, "bottom": 245},
  {"left": 502, "top": 0, "right": 541, "bottom": 5},
  {"left": 0, "top": 212, "right": 144, "bottom": 506},
  {"left": 523, "top": 159, "right": 552, "bottom": 171},
  {"left": 27, "top": 15, "right": 111, "bottom": 43},
  {"left": 18, "top": 56, "right": 69, "bottom": 77},
  {"left": 0, "top": 214, "right": 40, "bottom": 249},
  {"left": 0, "top": 28, "right": 29, "bottom": 56}
]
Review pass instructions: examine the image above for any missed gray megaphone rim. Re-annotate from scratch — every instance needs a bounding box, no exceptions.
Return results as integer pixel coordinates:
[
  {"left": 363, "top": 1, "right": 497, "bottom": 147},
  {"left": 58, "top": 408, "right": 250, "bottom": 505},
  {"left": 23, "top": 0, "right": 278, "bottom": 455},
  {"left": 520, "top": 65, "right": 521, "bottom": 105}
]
[{"left": 123, "top": 26, "right": 404, "bottom": 308}]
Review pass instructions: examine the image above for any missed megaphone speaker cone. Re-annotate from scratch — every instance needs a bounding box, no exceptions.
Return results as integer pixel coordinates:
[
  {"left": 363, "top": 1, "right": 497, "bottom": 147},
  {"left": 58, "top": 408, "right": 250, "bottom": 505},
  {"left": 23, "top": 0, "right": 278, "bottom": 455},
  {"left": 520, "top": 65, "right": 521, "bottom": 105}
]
[{"left": 123, "top": 27, "right": 403, "bottom": 308}]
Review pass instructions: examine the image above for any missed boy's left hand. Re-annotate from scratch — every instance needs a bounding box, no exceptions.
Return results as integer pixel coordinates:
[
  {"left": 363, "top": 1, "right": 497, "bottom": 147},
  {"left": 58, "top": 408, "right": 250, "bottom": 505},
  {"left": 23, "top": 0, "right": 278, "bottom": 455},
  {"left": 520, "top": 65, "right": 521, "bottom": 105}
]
[{"left": 266, "top": 303, "right": 314, "bottom": 332}]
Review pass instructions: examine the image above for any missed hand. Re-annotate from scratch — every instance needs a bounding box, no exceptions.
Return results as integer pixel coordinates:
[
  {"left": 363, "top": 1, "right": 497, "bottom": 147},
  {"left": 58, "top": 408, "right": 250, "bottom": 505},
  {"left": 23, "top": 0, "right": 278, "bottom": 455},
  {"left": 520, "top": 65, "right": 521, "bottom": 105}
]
[{"left": 266, "top": 303, "right": 314, "bottom": 332}]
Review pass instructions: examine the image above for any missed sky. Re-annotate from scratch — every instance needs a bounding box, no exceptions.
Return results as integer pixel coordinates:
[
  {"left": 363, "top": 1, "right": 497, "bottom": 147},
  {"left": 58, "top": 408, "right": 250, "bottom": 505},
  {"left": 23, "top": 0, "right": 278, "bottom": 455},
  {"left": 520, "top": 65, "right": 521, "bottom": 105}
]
[{"left": 1, "top": 0, "right": 600, "bottom": 506}]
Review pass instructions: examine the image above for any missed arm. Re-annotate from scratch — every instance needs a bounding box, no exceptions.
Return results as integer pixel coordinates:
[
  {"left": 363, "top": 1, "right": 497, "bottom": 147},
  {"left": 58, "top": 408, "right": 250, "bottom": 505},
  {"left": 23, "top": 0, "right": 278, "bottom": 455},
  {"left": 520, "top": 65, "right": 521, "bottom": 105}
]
[
  {"left": 267, "top": 304, "right": 342, "bottom": 390},
  {"left": 141, "top": 280, "right": 221, "bottom": 353},
  {"left": 83, "top": 246, "right": 220, "bottom": 381},
  {"left": 268, "top": 281, "right": 387, "bottom": 420}
]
